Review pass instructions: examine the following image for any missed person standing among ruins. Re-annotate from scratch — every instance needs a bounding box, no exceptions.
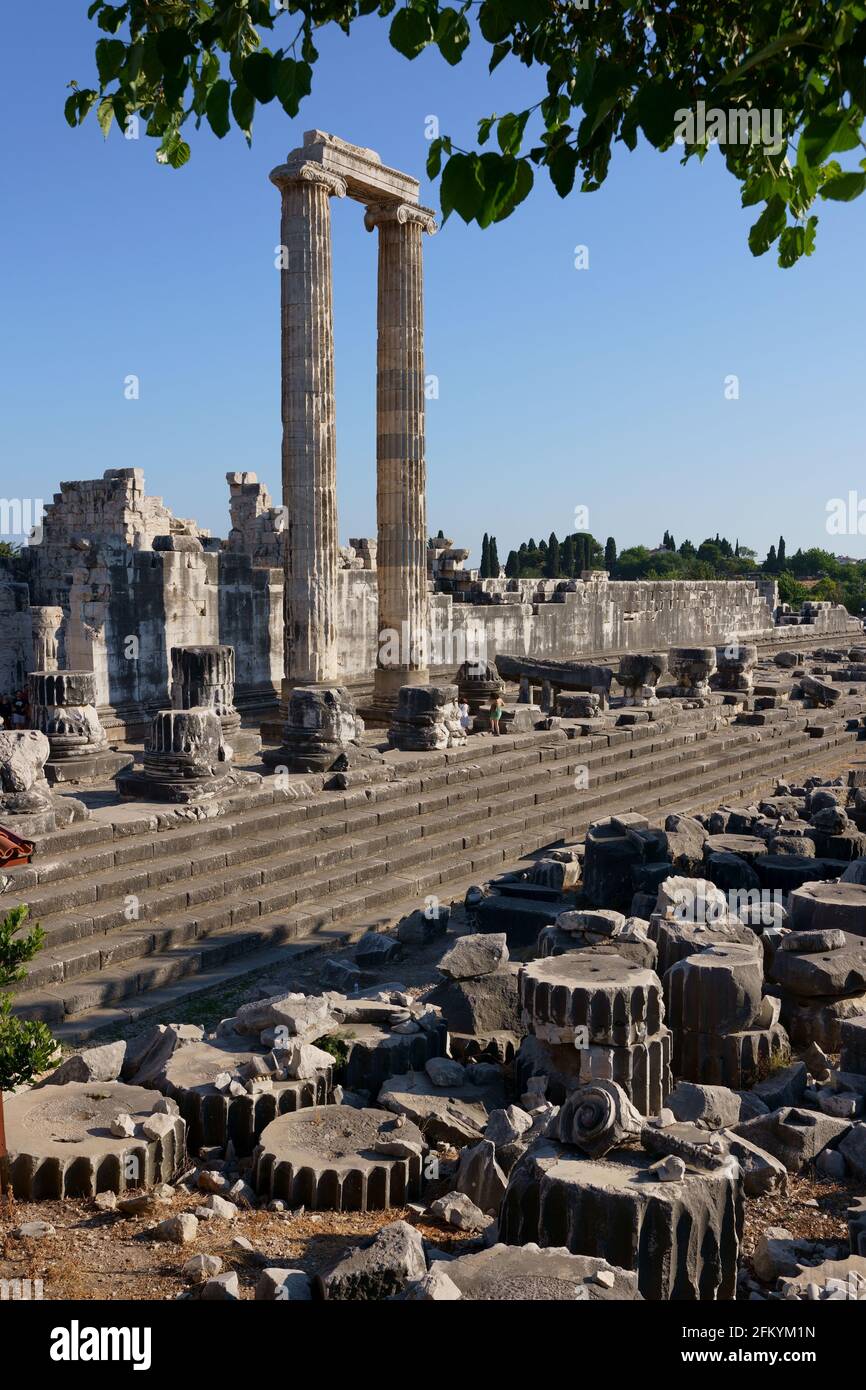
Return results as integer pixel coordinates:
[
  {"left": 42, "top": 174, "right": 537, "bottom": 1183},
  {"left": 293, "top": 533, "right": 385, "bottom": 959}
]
[
  {"left": 458, "top": 699, "right": 472, "bottom": 735},
  {"left": 489, "top": 694, "right": 504, "bottom": 735}
]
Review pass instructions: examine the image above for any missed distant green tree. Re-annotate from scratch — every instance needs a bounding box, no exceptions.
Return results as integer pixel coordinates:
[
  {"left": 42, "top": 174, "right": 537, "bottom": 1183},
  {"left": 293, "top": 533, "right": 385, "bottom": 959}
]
[
  {"left": 778, "top": 571, "right": 808, "bottom": 607},
  {"left": 505, "top": 549, "right": 521, "bottom": 578},
  {"left": 765, "top": 543, "right": 778, "bottom": 571},
  {"left": 561, "top": 534, "right": 576, "bottom": 577},
  {"left": 480, "top": 532, "right": 490, "bottom": 579},
  {"left": 604, "top": 536, "right": 617, "bottom": 572},
  {"left": 545, "top": 533, "right": 561, "bottom": 578},
  {"left": 777, "top": 535, "right": 787, "bottom": 569},
  {"left": 489, "top": 536, "right": 500, "bottom": 575}
]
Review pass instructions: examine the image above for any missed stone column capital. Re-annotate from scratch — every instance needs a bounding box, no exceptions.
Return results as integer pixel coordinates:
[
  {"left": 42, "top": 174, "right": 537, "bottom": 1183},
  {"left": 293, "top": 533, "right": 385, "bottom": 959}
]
[
  {"left": 364, "top": 201, "right": 437, "bottom": 234},
  {"left": 269, "top": 161, "right": 347, "bottom": 199}
]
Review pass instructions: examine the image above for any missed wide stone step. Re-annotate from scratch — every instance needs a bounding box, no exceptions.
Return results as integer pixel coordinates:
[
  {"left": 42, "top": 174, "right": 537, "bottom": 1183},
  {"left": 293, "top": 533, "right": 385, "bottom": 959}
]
[{"left": 11, "top": 712, "right": 860, "bottom": 1032}]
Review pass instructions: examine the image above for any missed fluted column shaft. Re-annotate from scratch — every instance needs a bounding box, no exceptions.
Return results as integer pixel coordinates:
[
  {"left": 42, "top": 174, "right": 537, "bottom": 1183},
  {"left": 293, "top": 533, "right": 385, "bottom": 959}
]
[
  {"left": 366, "top": 202, "right": 436, "bottom": 703},
  {"left": 270, "top": 162, "right": 346, "bottom": 688}
]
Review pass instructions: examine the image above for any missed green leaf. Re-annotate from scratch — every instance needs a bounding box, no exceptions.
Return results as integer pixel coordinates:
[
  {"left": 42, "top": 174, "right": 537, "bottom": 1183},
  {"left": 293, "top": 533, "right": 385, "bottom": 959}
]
[
  {"left": 719, "top": 27, "right": 810, "bottom": 85},
  {"left": 549, "top": 142, "right": 578, "bottom": 197},
  {"left": 478, "top": 0, "right": 511, "bottom": 44},
  {"left": 244, "top": 51, "right": 276, "bottom": 103},
  {"left": 206, "top": 78, "right": 231, "bottom": 137},
  {"left": 777, "top": 224, "right": 804, "bottom": 268},
  {"left": 231, "top": 83, "right": 255, "bottom": 140},
  {"left": 436, "top": 8, "right": 470, "bottom": 66},
  {"left": 497, "top": 110, "right": 528, "bottom": 156},
  {"left": 274, "top": 58, "right": 312, "bottom": 117},
  {"left": 440, "top": 151, "right": 484, "bottom": 222},
  {"left": 819, "top": 170, "right": 866, "bottom": 201},
  {"left": 489, "top": 41, "right": 510, "bottom": 73},
  {"left": 634, "top": 79, "right": 687, "bottom": 149},
  {"left": 96, "top": 96, "right": 115, "bottom": 138},
  {"left": 156, "top": 27, "right": 194, "bottom": 74},
  {"left": 426, "top": 136, "right": 444, "bottom": 178},
  {"left": 389, "top": 7, "right": 433, "bottom": 60},
  {"left": 748, "top": 194, "right": 787, "bottom": 256},
  {"left": 799, "top": 113, "right": 860, "bottom": 168},
  {"left": 95, "top": 37, "right": 126, "bottom": 84}
]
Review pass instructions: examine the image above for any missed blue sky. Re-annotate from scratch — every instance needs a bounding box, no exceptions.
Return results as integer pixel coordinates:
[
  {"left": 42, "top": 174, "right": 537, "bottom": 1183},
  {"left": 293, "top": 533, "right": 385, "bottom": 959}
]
[{"left": 2, "top": 3, "right": 865, "bottom": 563}]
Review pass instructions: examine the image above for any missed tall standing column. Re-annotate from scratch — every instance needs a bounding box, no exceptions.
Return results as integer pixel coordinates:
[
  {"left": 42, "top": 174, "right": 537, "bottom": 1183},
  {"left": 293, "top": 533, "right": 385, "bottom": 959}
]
[
  {"left": 365, "top": 201, "right": 437, "bottom": 713},
  {"left": 269, "top": 160, "right": 347, "bottom": 691}
]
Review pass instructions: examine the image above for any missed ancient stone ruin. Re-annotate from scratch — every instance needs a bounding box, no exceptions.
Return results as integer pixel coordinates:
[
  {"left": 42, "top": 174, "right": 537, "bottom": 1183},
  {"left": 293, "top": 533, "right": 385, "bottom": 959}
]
[{"left": 2, "top": 131, "right": 866, "bottom": 1311}]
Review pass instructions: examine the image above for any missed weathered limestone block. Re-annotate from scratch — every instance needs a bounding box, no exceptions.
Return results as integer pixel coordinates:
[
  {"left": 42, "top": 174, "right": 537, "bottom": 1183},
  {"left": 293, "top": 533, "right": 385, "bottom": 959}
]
[
  {"left": 547, "top": 1081, "right": 643, "bottom": 1158},
  {"left": 799, "top": 672, "right": 841, "bottom": 707},
  {"left": 442, "top": 1242, "right": 641, "bottom": 1300},
  {"left": 519, "top": 954, "right": 664, "bottom": 1047},
  {"left": 782, "top": 991, "right": 866, "bottom": 1051},
  {"left": 378, "top": 1069, "right": 504, "bottom": 1146},
  {"left": 0, "top": 1081, "right": 186, "bottom": 1200},
  {"left": 673, "top": 1021, "right": 790, "bottom": 1090},
  {"left": 388, "top": 683, "right": 465, "bottom": 751},
  {"left": 0, "top": 728, "right": 86, "bottom": 836},
  {"left": 425, "top": 966, "right": 522, "bottom": 1034},
  {"left": 315, "top": 1018, "right": 447, "bottom": 1090},
  {"left": 500, "top": 1140, "right": 742, "bottom": 1300},
  {"left": 318, "top": 1221, "right": 427, "bottom": 1300},
  {"left": 841, "top": 1017, "right": 866, "bottom": 1075},
  {"left": 171, "top": 643, "right": 260, "bottom": 760},
  {"left": 788, "top": 881, "right": 866, "bottom": 937},
  {"left": 515, "top": 1031, "right": 671, "bottom": 1116},
  {"left": 538, "top": 922, "right": 658, "bottom": 970},
  {"left": 29, "top": 669, "right": 131, "bottom": 786},
  {"left": 117, "top": 707, "right": 232, "bottom": 802},
  {"left": 770, "top": 931, "right": 866, "bottom": 998},
  {"left": 650, "top": 915, "right": 761, "bottom": 978},
  {"left": 667, "top": 646, "right": 717, "bottom": 699},
  {"left": 455, "top": 659, "right": 504, "bottom": 712},
  {"left": 733, "top": 1107, "right": 851, "bottom": 1173},
  {"left": 713, "top": 644, "right": 757, "bottom": 693},
  {"left": 438, "top": 932, "right": 508, "bottom": 979},
  {"left": 665, "top": 943, "right": 764, "bottom": 1036},
  {"left": 265, "top": 685, "right": 366, "bottom": 774},
  {"left": 454, "top": 1138, "right": 508, "bottom": 1213},
  {"left": 29, "top": 606, "right": 64, "bottom": 672},
  {"left": 615, "top": 653, "right": 667, "bottom": 705},
  {"left": 252, "top": 1106, "right": 424, "bottom": 1210},
  {"left": 145, "top": 1036, "right": 333, "bottom": 1156}
]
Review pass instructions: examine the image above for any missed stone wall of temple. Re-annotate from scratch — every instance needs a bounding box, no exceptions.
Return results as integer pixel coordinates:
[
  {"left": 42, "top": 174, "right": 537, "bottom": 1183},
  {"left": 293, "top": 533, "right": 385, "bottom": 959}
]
[
  {"left": 13, "top": 467, "right": 861, "bottom": 725},
  {"left": 0, "top": 570, "right": 34, "bottom": 693}
]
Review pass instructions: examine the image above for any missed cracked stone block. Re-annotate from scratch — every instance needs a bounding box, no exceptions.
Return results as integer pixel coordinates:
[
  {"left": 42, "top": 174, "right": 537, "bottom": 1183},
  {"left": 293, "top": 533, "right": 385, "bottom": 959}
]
[
  {"left": 378, "top": 1069, "right": 504, "bottom": 1147},
  {"left": 537, "top": 924, "right": 658, "bottom": 970},
  {"left": 733, "top": 1106, "right": 852, "bottom": 1173},
  {"left": 146, "top": 1036, "right": 332, "bottom": 1157},
  {"left": 43, "top": 1041, "right": 126, "bottom": 1086},
  {"left": 649, "top": 915, "right": 758, "bottom": 977},
  {"left": 667, "top": 1082, "right": 742, "bottom": 1130},
  {"left": 438, "top": 933, "right": 509, "bottom": 979},
  {"left": 0, "top": 1081, "right": 186, "bottom": 1200},
  {"left": 672, "top": 1021, "right": 790, "bottom": 1089},
  {"left": 454, "top": 1138, "right": 508, "bottom": 1214},
  {"left": 718, "top": 1132, "right": 788, "bottom": 1197},
  {"left": 665, "top": 943, "right": 764, "bottom": 1036},
  {"left": 443, "top": 1243, "right": 642, "bottom": 1300},
  {"left": 255, "top": 1268, "right": 313, "bottom": 1301},
  {"left": 430, "top": 1191, "right": 493, "bottom": 1231},
  {"left": 319, "top": 1221, "right": 427, "bottom": 1299},
  {"left": 252, "top": 1106, "right": 424, "bottom": 1211},
  {"left": 782, "top": 992, "right": 866, "bottom": 1051},
  {"left": 751, "top": 1062, "right": 808, "bottom": 1110},
  {"left": 519, "top": 954, "right": 663, "bottom": 1047},
  {"left": 771, "top": 932, "right": 866, "bottom": 998},
  {"left": 426, "top": 967, "right": 521, "bottom": 1034},
  {"left": 499, "top": 1139, "right": 742, "bottom": 1301}
]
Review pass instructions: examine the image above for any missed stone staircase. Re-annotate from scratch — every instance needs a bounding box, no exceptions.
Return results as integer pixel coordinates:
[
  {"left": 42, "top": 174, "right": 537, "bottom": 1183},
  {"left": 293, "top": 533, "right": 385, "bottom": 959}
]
[{"left": 5, "top": 697, "right": 864, "bottom": 1042}]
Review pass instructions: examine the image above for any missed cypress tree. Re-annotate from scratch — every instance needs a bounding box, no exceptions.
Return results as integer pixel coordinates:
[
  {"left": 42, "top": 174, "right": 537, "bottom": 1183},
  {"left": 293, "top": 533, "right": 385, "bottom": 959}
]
[
  {"left": 489, "top": 536, "right": 500, "bottom": 575},
  {"left": 545, "top": 534, "right": 561, "bottom": 577},
  {"left": 604, "top": 536, "right": 617, "bottom": 571},
  {"left": 505, "top": 549, "right": 520, "bottom": 578},
  {"left": 480, "top": 532, "right": 490, "bottom": 578},
  {"left": 778, "top": 536, "right": 786, "bottom": 569},
  {"left": 561, "top": 534, "right": 576, "bottom": 577}
]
